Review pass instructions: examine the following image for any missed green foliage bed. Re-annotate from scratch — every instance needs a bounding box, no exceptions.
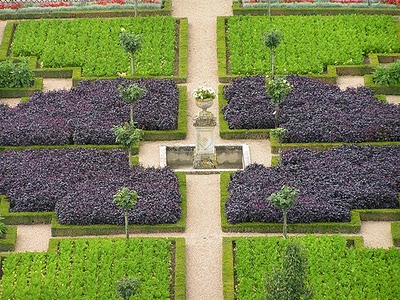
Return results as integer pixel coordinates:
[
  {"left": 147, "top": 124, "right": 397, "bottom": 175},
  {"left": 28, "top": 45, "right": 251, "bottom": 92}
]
[
  {"left": 1, "top": 238, "right": 173, "bottom": 299},
  {"left": 233, "top": 235, "right": 400, "bottom": 299},
  {"left": 227, "top": 15, "right": 400, "bottom": 75},
  {"left": 11, "top": 16, "right": 176, "bottom": 77}
]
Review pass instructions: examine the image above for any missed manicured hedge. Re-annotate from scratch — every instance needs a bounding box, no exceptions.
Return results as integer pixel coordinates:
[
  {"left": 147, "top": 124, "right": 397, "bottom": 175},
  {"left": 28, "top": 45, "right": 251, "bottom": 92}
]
[
  {"left": 223, "top": 75, "right": 400, "bottom": 143},
  {"left": 0, "top": 225, "right": 17, "bottom": 252},
  {"left": 0, "top": 148, "right": 182, "bottom": 226},
  {"left": 1, "top": 238, "right": 180, "bottom": 299},
  {"left": 229, "top": 235, "right": 400, "bottom": 299},
  {"left": 225, "top": 145, "right": 400, "bottom": 225},
  {"left": 0, "top": 78, "right": 180, "bottom": 146}
]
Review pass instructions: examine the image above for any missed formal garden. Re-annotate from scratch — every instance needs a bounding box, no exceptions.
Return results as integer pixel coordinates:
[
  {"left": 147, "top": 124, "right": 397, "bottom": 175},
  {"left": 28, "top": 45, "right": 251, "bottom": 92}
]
[{"left": 0, "top": 0, "right": 399, "bottom": 299}]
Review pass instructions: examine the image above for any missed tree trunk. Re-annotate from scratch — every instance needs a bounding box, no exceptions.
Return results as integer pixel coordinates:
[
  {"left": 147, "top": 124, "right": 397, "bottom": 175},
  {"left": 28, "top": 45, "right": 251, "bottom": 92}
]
[
  {"left": 278, "top": 140, "right": 282, "bottom": 165},
  {"left": 271, "top": 48, "right": 275, "bottom": 77},
  {"left": 274, "top": 103, "right": 279, "bottom": 128},
  {"left": 283, "top": 209, "right": 287, "bottom": 239},
  {"left": 128, "top": 149, "right": 133, "bottom": 168},
  {"left": 131, "top": 55, "right": 135, "bottom": 76},
  {"left": 268, "top": 0, "right": 271, "bottom": 21},
  {"left": 135, "top": 0, "right": 138, "bottom": 17},
  {"left": 130, "top": 104, "right": 134, "bottom": 124},
  {"left": 125, "top": 210, "right": 129, "bottom": 239}
]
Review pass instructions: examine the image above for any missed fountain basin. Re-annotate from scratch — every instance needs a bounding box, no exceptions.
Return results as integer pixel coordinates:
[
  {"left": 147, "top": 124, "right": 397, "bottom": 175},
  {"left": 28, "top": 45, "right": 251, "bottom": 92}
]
[{"left": 160, "top": 144, "right": 251, "bottom": 173}]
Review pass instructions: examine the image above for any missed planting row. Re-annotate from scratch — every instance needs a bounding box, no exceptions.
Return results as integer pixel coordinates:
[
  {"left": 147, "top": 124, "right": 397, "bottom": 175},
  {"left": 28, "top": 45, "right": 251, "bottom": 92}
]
[
  {"left": 223, "top": 75, "right": 400, "bottom": 143},
  {"left": 0, "top": 78, "right": 179, "bottom": 146},
  {"left": 0, "top": 148, "right": 182, "bottom": 225},
  {"left": 226, "top": 15, "right": 399, "bottom": 75},
  {"left": 1, "top": 238, "right": 172, "bottom": 299},
  {"left": 225, "top": 145, "right": 400, "bottom": 224},
  {"left": 11, "top": 16, "right": 176, "bottom": 77},
  {"left": 234, "top": 235, "right": 400, "bottom": 299}
]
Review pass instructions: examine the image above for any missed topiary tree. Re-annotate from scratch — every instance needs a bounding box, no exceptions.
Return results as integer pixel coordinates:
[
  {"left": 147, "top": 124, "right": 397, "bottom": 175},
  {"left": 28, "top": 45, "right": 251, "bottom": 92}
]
[
  {"left": 265, "top": 241, "right": 313, "bottom": 300},
  {"left": 119, "top": 29, "right": 142, "bottom": 76},
  {"left": 263, "top": 29, "right": 283, "bottom": 77},
  {"left": 116, "top": 276, "right": 140, "bottom": 300},
  {"left": 113, "top": 187, "right": 139, "bottom": 239},
  {"left": 267, "top": 185, "right": 299, "bottom": 239},
  {"left": 118, "top": 83, "right": 147, "bottom": 124},
  {"left": 270, "top": 127, "right": 287, "bottom": 165},
  {"left": 265, "top": 76, "right": 292, "bottom": 128},
  {"left": 112, "top": 122, "right": 143, "bottom": 168}
]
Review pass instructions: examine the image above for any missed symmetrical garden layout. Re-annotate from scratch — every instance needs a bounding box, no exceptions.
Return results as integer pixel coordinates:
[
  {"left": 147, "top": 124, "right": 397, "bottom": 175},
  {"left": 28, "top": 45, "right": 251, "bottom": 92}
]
[{"left": 0, "top": 7, "right": 400, "bottom": 300}]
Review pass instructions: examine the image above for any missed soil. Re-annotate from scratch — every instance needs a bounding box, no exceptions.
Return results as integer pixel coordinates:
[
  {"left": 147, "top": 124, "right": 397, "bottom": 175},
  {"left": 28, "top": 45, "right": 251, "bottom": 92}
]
[{"left": 0, "top": 4, "right": 397, "bottom": 300}]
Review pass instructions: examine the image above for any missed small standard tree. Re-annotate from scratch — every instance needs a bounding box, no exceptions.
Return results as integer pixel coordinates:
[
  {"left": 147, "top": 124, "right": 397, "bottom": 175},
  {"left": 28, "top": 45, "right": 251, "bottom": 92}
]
[
  {"left": 265, "top": 241, "right": 313, "bottom": 300},
  {"left": 113, "top": 188, "right": 139, "bottom": 239},
  {"left": 263, "top": 29, "right": 283, "bottom": 77},
  {"left": 270, "top": 128, "right": 287, "bottom": 165},
  {"left": 265, "top": 76, "right": 292, "bottom": 128},
  {"left": 116, "top": 276, "right": 140, "bottom": 300},
  {"left": 113, "top": 122, "right": 143, "bottom": 168},
  {"left": 118, "top": 83, "right": 147, "bottom": 124},
  {"left": 267, "top": 185, "right": 299, "bottom": 239},
  {"left": 119, "top": 30, "right": 142, "bottom": 76}
]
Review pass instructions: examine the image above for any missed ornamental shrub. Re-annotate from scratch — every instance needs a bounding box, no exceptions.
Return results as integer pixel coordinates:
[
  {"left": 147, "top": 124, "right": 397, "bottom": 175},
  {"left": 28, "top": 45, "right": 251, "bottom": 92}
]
[
  {"left": 116, "top": 276, "right": 140, "bottom": 300},
  {"left": 372, "top": 60, "right": 400, "bottom": 86},
  {"left": 0, "top": 60, "right": 34, "bottom": 88}
]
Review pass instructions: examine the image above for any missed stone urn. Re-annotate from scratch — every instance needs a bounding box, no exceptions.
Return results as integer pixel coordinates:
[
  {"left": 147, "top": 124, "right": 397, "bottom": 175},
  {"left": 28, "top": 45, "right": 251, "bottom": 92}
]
[{"left": 195, "top": 98, "right": 214, "bottom": 112}]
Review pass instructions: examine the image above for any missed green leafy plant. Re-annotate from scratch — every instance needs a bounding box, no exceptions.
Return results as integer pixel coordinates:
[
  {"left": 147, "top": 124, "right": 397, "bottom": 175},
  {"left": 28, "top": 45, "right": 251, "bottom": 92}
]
[
  {"left": 192, "top": 85, "right": 216, "bottom": 100},
  {"left": 270, "top": 127, "right": 287, "bottom": 164},
  {"left": 116, "top": 276, "right": 140, "bottom": 299},
  {"left": 119, "top": 29, "right": 143, "bottom": 76},
  {"left": 112, "top": 122, "right": 143, "bottom": 167},
  {"left": 263, "top": 29, "right": 283, "bottom": 77},
  {"left": 372, "top": 60, "right": 400, "bottom": 86},
  {"left": 265, "top": 76, "right": 292, "bottom": 128},
  {"left": 0, "top": 60, "right": 34, "bottom": 88},
  {"left": 118, "top": 83, "right": 147, "bottom": 123},
  {"left": 265, "top": 241, "right": 313, "bottom": 300},
  {"left": 113, "top": 188, "right": 139, "bottom": 239},
  {"left": 267, "top": 185, "right": 299, "bottom": 239}
]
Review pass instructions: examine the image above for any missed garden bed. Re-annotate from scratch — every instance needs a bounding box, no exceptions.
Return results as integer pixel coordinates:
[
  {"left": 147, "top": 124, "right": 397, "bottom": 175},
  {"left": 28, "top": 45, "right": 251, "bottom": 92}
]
[
  {"left": 221, "top": 145, "right": 400, "bottom": 232},
  {"left": 0, "top": 17, "right": 188, "bottom": 83},
  {"left": 223, "top": 235, "right": 400, "bottom": 300},
  {"left": 0, "top": 79, "right": 186, "bottom": 146},
  {"left": 0, "top": 0, "right": 172, "bottom": 19},
  {"left": 0, "top": 148, "right": 187, "bottom": 234},
  {"left": 217, "top": 15, "right": 400, "bottom": 81},
  {"left": 221, "top": 75, "right": 400, "bottom": 144},
  {"left": 0, "top": 237, "right": 185, "bottom": 299}
]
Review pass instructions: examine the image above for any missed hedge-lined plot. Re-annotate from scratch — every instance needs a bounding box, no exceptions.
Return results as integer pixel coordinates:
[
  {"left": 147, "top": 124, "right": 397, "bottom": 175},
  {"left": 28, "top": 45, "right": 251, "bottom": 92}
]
[
  {"left": 1, "top": 238, "right": 173, "bottom": 299},
  {"left": 11, "top": 16, "right": 176, "bottom": 77},
  {"left": 0, "top": 148, "right": 182, "bottom": 225},
  {"left": 0, "top": 79, "right": 179, "bottom": 146},
  {"left": 225, "top": 145, "right": 400, "bottom": 224},
  {"left": 223, "top": 75, "right": 400, "bottom": 143},
  {"left": 233, "top": 235, "right": 400, "bottom": 300},
  {"left": 227, "top": 15, "right": 400, "bottom": 75}
]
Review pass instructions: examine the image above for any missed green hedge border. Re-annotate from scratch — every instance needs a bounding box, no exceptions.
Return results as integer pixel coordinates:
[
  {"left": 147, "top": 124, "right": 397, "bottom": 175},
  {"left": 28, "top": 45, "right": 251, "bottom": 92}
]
[
  {"left": 222, "top": 235, "right": 366, "bottom": 300},
  {"left": 217, "top": 16, "right": 400, "bottom": 90},
  {"left": 220, "top": 172, "right": 400, "bottom": 233},
  {"left": 392, "top": 222, "right": 400, "bottom": 247},
  {"left": 0, "top": 172, "right": 187, "bottom": 236},
  {"left": 232, "top": 3, "right": 400, "bottom": 15},
  {"left": 0, "top": 77, "right": 43, "bottom": 98},
  {"left": 0, "top": 17, "right": 188, "bottom": 85},
  {"left": 0, "top": 225, "right": 17, "bottom": 252},
  {"left": 0, "top": 0, "right": 172, "bottom": 20}
]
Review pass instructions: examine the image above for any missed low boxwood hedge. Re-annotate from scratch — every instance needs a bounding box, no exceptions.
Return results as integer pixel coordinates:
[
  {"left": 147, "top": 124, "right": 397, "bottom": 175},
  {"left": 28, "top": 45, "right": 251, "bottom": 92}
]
[
  {"left": 392, "top": 222, "right": 400, "bottom": 247},
  {"left": 0, "top": 225, "right": 17, "bottom": 252}
]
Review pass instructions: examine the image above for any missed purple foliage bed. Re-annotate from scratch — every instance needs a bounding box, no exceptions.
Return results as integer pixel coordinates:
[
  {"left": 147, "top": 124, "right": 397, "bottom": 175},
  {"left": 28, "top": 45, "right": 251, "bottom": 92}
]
[
  {"left": 225, "top": 145, "right": 400, "bottom": 224},
  {"left": 0, "top": 78, "right": 179, "bottom": 146},
  {"left": 0, "top": 148, "right": 182, "bottom": 225},
  {"left": 223, "top": 75, "right": 400, "bottom": 143}
]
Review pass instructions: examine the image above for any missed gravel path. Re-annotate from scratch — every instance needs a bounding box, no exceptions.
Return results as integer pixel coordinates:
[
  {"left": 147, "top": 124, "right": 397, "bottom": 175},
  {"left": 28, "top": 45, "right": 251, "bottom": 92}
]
[{"left": 0, "top": 6, "right": 397, "bottom": 300}]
